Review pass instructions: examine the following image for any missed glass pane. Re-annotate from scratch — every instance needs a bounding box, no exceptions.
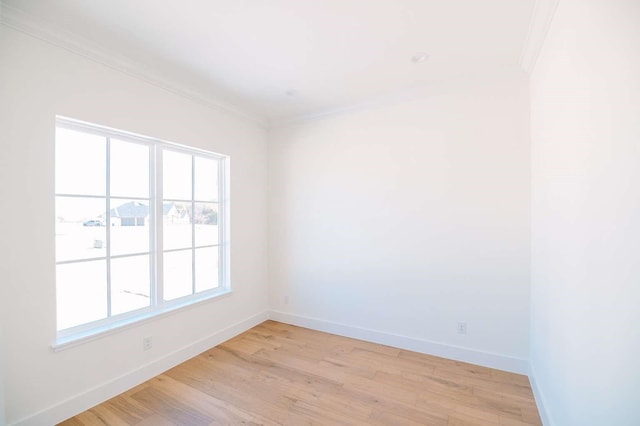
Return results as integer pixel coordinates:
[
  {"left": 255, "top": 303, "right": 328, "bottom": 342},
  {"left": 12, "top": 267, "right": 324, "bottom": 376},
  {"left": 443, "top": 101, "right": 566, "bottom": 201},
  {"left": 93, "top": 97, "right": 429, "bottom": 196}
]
[
  {"left": 194, "top": 156, "right": 218, "bottom": 201},
  {"left": 163, "top": 250, "right": 193, "bottom": 301},
  {"left": 194, "top": 203, "right": 218, "bottom": 246},
  {"left": 163, "top": 202, "right": 192, "bottom": 250},
  {"left": 110, "top": 139, "right": 149, "bottom": 198},
  {"left": 110, "top": 198, "right": 150, "bottom": 255},
  {"left": 56, "top": 260, "right": 107, "bottom": 330},
  {"left": 195, "top": 247, "right": 219, "bottom": 292},
  {"left": 163, "top": 150, "right": 192, "bottom": 200},
  {"left": 111, "top": 255, "right": 150, "bottom": 316},
  {"left": 55, "top": 127, "right": 106, "bottom": 196},
  {"left": 56, "top": 197, "right": 107, "bottom": 262}
]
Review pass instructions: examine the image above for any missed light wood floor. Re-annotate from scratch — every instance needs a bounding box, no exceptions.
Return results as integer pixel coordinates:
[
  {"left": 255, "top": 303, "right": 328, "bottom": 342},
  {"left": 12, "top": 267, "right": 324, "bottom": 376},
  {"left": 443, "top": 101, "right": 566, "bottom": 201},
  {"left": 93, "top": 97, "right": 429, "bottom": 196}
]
[{"left": 59, "top": 321, "right": 541, "bottom": 425}]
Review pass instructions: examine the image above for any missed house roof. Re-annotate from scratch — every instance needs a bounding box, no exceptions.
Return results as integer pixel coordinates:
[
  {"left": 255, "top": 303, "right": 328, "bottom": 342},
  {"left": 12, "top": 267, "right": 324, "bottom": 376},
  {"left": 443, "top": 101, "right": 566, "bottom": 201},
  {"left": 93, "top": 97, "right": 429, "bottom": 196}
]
[
  {"left": 110, "top": 201, "right": 149, "bottom": 218},
  {"left": 110, "top": 201, "right": 180, "bottom": 218},
  {"left": 163, "top": 203, "right": 176, "bottom": 216}
]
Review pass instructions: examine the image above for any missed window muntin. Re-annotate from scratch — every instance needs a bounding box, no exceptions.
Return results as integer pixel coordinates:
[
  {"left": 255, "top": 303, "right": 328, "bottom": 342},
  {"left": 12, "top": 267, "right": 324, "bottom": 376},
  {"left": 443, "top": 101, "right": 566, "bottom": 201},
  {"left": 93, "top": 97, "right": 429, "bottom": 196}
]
[{"left": 55, "top": 117, "right": 228, "bottom": 343}]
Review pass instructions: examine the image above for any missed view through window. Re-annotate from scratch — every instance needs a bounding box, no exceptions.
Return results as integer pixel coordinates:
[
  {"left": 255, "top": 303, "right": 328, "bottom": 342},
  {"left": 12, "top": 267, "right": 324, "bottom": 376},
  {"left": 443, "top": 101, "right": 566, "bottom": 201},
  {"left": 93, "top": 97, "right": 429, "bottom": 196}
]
[{"left": 55, "top": 117, "right": 228, "bottom": 341}]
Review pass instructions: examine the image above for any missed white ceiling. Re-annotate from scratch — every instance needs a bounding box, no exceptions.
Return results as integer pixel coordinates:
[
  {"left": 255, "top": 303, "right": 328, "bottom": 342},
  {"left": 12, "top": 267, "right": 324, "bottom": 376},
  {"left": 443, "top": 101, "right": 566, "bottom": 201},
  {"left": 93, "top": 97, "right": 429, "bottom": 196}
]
[{"left": 2, "top": 0, "right": 542, "bottom": 125}]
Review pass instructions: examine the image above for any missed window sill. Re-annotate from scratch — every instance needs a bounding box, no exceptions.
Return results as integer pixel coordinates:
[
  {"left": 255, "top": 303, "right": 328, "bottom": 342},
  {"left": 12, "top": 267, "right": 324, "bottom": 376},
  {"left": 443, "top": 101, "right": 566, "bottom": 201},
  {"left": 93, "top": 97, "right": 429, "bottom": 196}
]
[{"left": 52, "top": 289, "right": 232, "bottom": 352}]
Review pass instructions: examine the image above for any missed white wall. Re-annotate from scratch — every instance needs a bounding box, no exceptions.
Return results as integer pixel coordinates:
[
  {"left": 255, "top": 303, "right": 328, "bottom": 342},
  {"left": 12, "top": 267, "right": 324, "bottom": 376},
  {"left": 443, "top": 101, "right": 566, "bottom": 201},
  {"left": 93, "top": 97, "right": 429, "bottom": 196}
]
[
  {"left": 0, "top": 27, "right": 269, "bottom": 425},
  {"left": 530, "top": 1, "right": 640, "bottom": 425},
  {"left": 269, "top": 74, "right": 531, "bottom": 370},
  {"left": 0, "top": 326, "right": 5, "bottom": 426}
]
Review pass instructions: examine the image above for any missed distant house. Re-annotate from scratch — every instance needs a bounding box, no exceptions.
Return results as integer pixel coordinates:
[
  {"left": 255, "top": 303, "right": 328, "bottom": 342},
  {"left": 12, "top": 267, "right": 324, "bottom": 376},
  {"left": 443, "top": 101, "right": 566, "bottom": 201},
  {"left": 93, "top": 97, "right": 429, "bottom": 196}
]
[
  {"left": 110, "top": 201, "right": 149, "bottom": 226},
  {"left": 108, "top": 201, "right": 190, "bottom": 226},
  {"left": 163, "top": 202, "right": 190, "bottom": 224}
]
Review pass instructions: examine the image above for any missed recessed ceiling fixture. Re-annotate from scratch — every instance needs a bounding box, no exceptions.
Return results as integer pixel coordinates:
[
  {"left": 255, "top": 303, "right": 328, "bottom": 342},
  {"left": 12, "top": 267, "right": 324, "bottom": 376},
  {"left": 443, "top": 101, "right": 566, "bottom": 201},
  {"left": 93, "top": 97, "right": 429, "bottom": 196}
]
[{"left": 411, "top": 52, "right": 429, "bottom": 64}]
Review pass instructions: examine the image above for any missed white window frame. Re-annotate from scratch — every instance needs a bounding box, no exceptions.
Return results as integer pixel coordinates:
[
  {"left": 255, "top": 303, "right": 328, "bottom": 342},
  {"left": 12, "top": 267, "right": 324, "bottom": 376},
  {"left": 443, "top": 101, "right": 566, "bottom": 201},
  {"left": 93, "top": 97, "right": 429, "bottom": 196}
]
[{"left": 54, "top": 116, "right": 231, "bottom": 350}]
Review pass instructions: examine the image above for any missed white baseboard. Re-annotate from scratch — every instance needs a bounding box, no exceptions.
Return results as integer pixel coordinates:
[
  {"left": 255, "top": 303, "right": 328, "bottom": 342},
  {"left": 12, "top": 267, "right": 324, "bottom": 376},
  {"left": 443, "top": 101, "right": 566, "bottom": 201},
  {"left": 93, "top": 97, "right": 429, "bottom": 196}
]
[
  {"left": 269, "top": 310, "right": 529, "bottom": 375},
  {"left": 528, "top": 365, "right": 553, "bottom": 426},
  {"left": 12, "top": 311, "right": 269, "bottom": 426}
]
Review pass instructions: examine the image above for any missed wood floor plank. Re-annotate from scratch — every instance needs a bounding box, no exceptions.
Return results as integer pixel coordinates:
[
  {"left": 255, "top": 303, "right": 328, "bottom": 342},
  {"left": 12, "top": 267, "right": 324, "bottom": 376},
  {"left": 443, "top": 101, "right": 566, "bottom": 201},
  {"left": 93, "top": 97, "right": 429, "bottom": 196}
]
[
  {"left": 447, "top": 411, "right": 499, "bottom": 426},
  {"left": 498, "top": 415, "right": 540, "bottom": 426},
  {"left": 135, "top": 414, "right": 177, "bottom": 426},
  {"left": 58, "top": 413, "right": 94, "bottom": 426},
  {"left": 130, "top": 386, "right": 213, "bottom": 426},
  {"left": 433, "top": 368, "right": 535, "bottom": 400},
  {"left": 85, "top": 405, "right": 129, "bottom": 426},
  {"left": 59, "top": 321, "right": 541, "bottom": 425},
  {"left": 99, "top": 394, "right": 153, "bottom": 424},
  {"left": 147, "top": 375, "right": 271, "bottom": 425}
]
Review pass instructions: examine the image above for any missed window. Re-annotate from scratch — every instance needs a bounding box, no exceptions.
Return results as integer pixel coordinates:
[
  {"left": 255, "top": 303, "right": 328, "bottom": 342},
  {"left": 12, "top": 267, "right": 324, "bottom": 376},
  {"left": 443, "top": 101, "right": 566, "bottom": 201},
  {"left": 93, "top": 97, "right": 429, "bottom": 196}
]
[{"left": 55, "top": 117, "right": 229, "bottom": 346}]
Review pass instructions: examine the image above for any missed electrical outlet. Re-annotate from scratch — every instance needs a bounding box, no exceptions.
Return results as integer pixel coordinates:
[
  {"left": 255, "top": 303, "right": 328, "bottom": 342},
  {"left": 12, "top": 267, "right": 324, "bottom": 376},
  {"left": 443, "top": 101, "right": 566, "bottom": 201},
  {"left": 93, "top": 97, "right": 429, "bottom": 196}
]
[
  {"left": 143, "top": 336, "right": 153, "bottom": 351},
  {"left": 284, "top": 295, "right": 289, "bottom": 305},
  {"left": 457, "top": 322, "right": 467, "bottom": 335}
]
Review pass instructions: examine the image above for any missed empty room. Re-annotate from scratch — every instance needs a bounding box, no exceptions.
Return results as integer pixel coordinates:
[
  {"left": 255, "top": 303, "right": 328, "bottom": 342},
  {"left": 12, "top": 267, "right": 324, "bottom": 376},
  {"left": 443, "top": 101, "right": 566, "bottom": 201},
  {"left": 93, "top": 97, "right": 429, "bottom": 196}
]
[{"left": 0, "top": 1, "right": 638, "bottom": 425}]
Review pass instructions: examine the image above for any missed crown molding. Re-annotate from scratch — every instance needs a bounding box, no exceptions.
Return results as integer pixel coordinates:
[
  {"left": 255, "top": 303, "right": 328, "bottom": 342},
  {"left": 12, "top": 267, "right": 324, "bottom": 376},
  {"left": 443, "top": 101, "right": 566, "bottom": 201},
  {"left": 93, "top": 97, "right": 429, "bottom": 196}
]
[
  {"left": 270, "top": 66, "right": 528, "bottom": 129},
  {"left": 520, "top": 0, "right": 560, "bottom": 74},
  {"left": 0, "top": 2, "right": 268, "bottom": 128}
]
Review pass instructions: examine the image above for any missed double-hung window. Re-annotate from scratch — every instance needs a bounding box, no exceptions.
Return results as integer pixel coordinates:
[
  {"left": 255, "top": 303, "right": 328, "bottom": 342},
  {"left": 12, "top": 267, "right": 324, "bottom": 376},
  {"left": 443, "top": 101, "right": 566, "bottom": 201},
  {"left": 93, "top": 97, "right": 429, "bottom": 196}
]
[{"left": 54, "top": 117, "right": 229, "bottom": 347}]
